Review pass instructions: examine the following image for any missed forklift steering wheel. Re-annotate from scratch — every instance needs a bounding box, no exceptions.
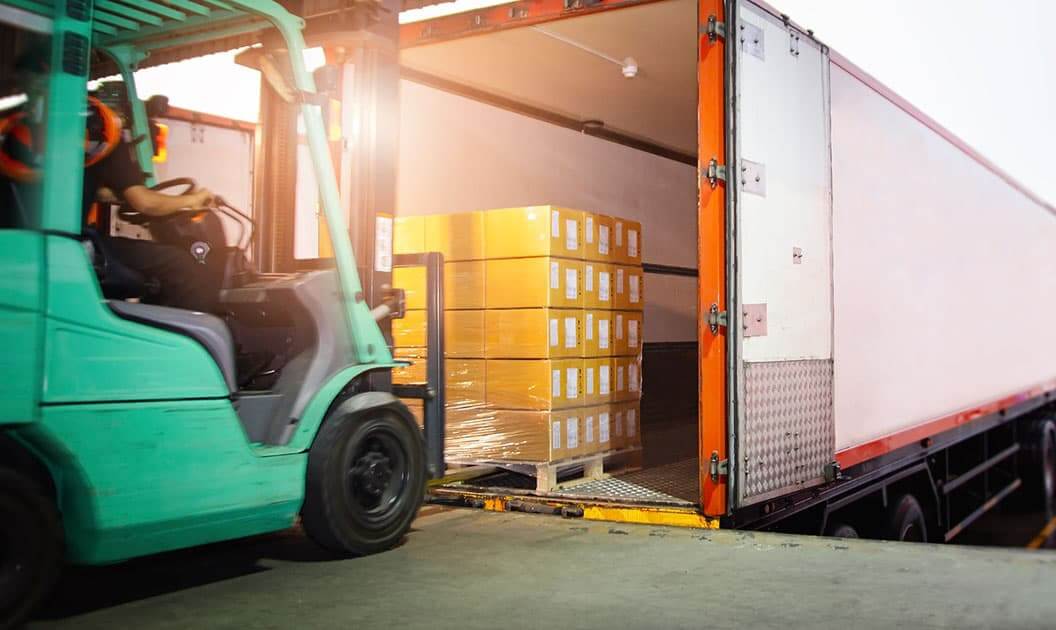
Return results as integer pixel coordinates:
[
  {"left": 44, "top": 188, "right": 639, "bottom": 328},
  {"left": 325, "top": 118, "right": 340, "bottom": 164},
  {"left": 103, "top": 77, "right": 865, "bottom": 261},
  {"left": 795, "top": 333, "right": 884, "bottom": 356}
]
[{"left": 117, "top": 177, "right": 200, "bottom": 223}]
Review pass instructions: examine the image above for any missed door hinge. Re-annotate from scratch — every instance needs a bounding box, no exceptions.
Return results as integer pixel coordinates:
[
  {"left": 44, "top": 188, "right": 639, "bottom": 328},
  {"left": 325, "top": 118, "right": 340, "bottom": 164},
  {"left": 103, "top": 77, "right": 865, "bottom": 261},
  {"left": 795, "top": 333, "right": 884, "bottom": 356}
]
[
  {"left": 709, "top": 451, "right": 729, "bottom": 482},
  {"left": 707, "top": 303, "right": 727, "bottom": 335},
  {"left": 702, "top": 14, "right": 726, "bottom": 42},
  {"left": 704, "top": 157, "right": 727, "bottom": 189}
]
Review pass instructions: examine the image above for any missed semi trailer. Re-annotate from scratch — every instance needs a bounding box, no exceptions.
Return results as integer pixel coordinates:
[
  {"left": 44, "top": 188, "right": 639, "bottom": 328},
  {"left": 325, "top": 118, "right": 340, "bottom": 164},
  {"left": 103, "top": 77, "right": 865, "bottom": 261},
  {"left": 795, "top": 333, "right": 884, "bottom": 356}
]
[{"left": 380, "top": 0, "right": 1056, "bottom": 538}]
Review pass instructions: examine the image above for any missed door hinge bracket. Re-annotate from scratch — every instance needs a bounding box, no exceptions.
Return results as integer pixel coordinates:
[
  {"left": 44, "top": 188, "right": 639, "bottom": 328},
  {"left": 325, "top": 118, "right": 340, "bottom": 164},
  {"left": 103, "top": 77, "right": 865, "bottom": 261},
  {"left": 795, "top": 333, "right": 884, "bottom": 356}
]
[
  {"left": 702, "top": 14, "right": 726, "bottom": 42},
  {"left": 709, "top": 451, "right": 729, "bottom": 482},
  {"left": 707, "top": 303, "right": 727, "bottom": 335},
  {"left": 704, "top": 157, "right": 727, "bottom": 189}
]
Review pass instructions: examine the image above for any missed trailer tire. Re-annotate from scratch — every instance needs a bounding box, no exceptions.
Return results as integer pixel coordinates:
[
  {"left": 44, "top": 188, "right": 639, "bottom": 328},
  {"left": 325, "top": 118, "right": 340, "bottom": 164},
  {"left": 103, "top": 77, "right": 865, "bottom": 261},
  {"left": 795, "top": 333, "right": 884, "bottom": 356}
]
[
  {"left": 1023, "top": 419, "right": 1056, "bottom": 521},
  {"left": 0, "top": 468, "right": 63, "bottom": 629},
  {"left": 301, "top": 400, "right": 425, "bottom": 556},
  {"left": 885, "top": 494, "right": 928, "bottom": 542},
  {"left": 825, "top": 522, "right": 859, "bottom": 539}
]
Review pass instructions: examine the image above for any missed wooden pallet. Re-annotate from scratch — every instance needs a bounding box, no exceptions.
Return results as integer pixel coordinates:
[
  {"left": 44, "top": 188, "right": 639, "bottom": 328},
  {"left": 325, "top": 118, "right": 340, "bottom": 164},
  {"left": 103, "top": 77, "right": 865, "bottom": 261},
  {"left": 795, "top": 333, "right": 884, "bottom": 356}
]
[{"left": 448, "top": 447, "right": 642, "bottom": 494}]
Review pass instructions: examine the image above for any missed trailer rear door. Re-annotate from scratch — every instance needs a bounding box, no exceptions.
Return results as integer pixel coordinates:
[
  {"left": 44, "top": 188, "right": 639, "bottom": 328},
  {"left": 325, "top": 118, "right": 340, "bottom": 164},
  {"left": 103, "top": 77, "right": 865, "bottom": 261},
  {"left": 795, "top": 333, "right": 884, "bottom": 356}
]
[{"left": 728, "top": 0, "right": 836, "bottom": 508}]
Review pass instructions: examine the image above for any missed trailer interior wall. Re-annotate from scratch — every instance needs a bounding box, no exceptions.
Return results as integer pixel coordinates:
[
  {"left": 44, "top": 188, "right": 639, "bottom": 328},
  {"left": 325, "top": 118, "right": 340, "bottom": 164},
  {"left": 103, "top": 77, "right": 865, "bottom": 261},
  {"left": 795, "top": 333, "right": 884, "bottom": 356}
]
[
  {"left": 395, "top": 78, "right": 700, "bottom": 344},
  {"left": 829, "top": 62, "right": 1056, "bottom": 456}
]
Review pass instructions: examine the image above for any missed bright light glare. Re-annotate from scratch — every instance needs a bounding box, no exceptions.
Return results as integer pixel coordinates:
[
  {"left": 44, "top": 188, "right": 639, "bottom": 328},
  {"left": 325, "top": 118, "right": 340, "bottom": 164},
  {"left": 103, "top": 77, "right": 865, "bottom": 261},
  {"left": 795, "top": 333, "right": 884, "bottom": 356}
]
[
  {"left": 399, "top": 0, "right": 510, "bottom": 23},
  {"left": 132, "top": 49, "right": 260, "bottom": 122}
]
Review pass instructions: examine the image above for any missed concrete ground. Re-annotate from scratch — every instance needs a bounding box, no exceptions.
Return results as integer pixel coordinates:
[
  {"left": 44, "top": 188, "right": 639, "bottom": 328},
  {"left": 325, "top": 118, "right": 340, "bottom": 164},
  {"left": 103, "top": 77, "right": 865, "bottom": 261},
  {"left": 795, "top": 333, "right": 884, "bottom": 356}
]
[{"left": 32, "top": 507, "right": 1056, "bottom": 630}]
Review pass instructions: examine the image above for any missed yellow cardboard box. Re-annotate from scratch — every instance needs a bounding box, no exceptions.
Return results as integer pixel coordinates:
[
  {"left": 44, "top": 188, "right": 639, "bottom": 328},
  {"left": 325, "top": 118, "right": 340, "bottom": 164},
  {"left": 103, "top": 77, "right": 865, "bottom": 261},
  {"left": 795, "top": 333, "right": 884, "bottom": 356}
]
[
  {"left": 580, "top": 405, "right": 607, "bottom": 455},
  {"left": 612, "top": 217, "right": 642, "bottom": 265},
  {"left": 445, "top": 409, "right": 584, "bottom": 462},
  {"left": 582, "top": 358, "right": 612, "bottom": 405},
  {"left": 612, "top": 311, "right": 643, "bottom": 357},
  {"left": 597, "top": 404, "right": 616, "bottom": 451},
  {"left": 583, "top": 212, "right": 614, "bottom": 262},
  {"left": 394, "top": 215, "right": 426, "bottom": 255},
  {"left": 613, "top": 264, "right": 644, "bottom": 311},
  {"left": 613, "top": 355, "right": 642, "bottom": 402},
  {"left": 393, "top": 310, "right": 486, "bottom": 358},
  {"left": 485, "top": 359, "right": 583, "bottom": 410},
  {"left": 582, "top": 310, "right": 613, "bottom": 358},
  {"left": 393, "top": 261, "right": 486, "bottom": 310},
  {"left": 484, "top": 206, "right": 584, "bottom": 259},
  {"left": 393, "top": 353, "right": 487, "bottom": 410},
  {"left": 613, "top": 401, "right": 642, "bottom": 449},
  {"left": 485, "top": 257, "right": 583, "bottom": 309},
  {"left": 485, "top": 308, "right": 583, "bottom": 359},
  {"left": 425, "top": 211, "right": 486, "bottom": 262},
  {"left": 582, "top": 261, "right": 614, "bottom": 309}
]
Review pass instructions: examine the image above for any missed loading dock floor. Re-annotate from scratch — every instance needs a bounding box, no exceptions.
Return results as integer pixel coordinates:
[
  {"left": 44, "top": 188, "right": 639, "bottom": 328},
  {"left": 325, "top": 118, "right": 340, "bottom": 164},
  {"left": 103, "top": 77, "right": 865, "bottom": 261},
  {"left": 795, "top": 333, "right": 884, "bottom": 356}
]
[{"left": 33, "top": 508, "right": 1056, "bottom": 629}]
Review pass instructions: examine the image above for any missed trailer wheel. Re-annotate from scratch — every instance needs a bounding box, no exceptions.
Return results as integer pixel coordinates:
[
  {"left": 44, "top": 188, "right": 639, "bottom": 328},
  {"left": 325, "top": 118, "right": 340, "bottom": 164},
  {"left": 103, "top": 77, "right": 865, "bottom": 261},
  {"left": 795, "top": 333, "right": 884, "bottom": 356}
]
[
  {"left": 1024, "top": 419, "right": 1056, "bottom": 521},
  {"left": 0, "top": 468, "right": 63, "bottom": 629},
  {"left": 301, "top": 400, "right": 425, "bottom": 556},
  {"left": 885, "top": 494, "right": 928, "bottom": 542},
  {"left": 824, "top": 522, "right": 859, "bottom": 539}
]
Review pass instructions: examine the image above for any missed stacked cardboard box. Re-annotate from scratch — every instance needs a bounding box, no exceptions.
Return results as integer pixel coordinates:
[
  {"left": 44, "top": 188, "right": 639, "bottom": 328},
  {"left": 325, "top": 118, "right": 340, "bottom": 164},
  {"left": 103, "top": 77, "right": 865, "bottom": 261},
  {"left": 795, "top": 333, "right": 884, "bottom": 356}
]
[{"left": 392, "top": 206, "right": 643, "bottom": 463}]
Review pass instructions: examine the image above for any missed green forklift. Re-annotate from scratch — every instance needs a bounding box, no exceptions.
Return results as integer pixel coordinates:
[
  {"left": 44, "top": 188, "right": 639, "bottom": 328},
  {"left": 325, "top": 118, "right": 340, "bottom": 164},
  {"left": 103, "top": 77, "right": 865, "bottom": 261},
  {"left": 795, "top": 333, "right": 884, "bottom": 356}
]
[{"left": 0, "top": 0, "right": 445, "bottom": 625}]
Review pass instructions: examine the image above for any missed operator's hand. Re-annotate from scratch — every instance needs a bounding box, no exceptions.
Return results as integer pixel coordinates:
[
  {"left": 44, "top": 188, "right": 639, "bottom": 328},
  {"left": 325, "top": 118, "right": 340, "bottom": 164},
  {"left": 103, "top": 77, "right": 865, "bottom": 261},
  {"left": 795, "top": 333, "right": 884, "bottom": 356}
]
[{"left": 186, "top": 187, "right": 215, "bottom": 209}]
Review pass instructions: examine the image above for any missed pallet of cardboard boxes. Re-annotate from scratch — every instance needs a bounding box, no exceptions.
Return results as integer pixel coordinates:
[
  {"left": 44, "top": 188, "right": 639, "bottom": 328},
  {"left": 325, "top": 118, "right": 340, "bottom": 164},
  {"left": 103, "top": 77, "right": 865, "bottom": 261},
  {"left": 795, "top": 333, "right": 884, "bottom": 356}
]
[{"left": 392, "top": 206, "right": 643, "bottom": 490}]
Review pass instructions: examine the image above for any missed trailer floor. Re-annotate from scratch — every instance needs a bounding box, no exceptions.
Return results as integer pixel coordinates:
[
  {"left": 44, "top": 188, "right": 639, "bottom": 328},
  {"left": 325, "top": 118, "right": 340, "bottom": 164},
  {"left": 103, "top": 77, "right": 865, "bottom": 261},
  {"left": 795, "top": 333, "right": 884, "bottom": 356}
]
[{"left": 32, "top": 507, "right": 1056, "bottom": 629}]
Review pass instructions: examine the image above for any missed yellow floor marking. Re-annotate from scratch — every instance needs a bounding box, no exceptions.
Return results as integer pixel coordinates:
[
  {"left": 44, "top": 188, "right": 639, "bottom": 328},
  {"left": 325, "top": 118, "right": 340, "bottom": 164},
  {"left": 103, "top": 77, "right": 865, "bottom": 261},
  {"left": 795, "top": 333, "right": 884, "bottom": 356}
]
[{"left": 1027, "top": 516, "right": 1056, "bottom": 550}]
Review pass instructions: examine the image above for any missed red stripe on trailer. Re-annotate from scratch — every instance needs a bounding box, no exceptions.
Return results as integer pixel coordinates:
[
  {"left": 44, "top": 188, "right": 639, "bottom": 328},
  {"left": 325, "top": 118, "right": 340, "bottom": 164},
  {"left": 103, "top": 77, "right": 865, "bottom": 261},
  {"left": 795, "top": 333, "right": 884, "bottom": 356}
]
[{"left": 836, "top": 378, "right": 1056, "bottom": 469}]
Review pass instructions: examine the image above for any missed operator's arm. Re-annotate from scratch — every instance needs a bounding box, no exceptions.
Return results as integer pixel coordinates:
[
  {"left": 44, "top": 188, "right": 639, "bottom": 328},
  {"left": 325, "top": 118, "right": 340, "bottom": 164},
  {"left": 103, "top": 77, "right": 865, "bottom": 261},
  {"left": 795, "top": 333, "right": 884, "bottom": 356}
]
[{"left": 120, "top": 185, "right": 213, "bottom": 216}]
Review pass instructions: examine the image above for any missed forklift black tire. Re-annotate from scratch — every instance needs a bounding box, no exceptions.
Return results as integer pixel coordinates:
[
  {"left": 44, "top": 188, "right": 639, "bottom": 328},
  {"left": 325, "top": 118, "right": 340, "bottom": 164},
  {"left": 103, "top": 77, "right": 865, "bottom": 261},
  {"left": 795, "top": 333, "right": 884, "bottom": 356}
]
[
  {"left": 301, "top": 399, "right": 425, "bottom": 556},
  {"left": 1022, "top": 419, "right": 1056, "bottom": 522},
  {"left": 885, "top": 493, "right": 928, "bottom": 543},
  {"left": 0, "top": 468, "right": 63, "bottom": 629}
]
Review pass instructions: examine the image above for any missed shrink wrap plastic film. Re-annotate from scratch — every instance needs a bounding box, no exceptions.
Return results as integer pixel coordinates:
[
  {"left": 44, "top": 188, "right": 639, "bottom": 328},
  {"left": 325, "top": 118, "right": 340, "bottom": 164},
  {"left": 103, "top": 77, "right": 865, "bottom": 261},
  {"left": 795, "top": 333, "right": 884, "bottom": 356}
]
[{"left": 392, "top": 205, "right": 642, "bottom": 464}]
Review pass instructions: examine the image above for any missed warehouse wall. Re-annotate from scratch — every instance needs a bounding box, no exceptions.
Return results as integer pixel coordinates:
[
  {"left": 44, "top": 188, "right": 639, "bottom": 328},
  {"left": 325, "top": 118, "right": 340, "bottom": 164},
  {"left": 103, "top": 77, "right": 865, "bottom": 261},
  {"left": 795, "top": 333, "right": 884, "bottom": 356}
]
[{"left": 396, "top": 79, "right": 699, "bottom": 344}]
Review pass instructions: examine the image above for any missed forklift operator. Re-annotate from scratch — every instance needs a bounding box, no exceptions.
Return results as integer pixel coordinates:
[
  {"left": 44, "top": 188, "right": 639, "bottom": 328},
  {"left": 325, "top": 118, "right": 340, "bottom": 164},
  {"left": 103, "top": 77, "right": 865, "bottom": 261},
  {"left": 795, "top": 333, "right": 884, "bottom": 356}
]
[{"left": 3, "top": 42, "right": 224, "bottom": 314}]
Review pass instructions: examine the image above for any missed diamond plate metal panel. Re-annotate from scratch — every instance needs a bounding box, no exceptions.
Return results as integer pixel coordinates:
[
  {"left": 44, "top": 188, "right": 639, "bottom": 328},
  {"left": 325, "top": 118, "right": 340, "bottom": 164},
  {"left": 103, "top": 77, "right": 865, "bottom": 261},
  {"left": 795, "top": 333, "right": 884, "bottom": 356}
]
[{"left": 739, "top": 360, "right": 834, "bottom": 504}]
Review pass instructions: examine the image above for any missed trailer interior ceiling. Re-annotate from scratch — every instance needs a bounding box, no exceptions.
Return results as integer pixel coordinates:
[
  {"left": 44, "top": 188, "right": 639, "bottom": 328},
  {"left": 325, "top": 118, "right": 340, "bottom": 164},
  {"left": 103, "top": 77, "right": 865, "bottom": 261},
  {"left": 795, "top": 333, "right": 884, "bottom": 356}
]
[
  {"left": 400, "top": 0, "right": 699, "bottom": 160},
  {"left": 397, "top": 0, "right": 708, "bottom": 510}
]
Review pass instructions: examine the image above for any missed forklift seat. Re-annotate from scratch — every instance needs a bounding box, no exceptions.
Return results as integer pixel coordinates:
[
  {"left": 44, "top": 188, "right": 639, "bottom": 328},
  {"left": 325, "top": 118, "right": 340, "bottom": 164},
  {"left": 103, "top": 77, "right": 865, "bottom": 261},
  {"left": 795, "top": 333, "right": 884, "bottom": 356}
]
[{"left": 108, "top": 301, "right": 238, "bottom": 393}]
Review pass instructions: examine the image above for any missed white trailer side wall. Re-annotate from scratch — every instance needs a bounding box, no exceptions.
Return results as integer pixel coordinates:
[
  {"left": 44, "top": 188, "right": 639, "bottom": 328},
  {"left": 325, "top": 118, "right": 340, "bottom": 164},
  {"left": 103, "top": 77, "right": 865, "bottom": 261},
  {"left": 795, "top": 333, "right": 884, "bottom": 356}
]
[
  {"left": 830, "top": 64, "right": 1056, "bottom": 451},
  {"left": 396, "top": 79, "right": 699, "bottom": 343}
]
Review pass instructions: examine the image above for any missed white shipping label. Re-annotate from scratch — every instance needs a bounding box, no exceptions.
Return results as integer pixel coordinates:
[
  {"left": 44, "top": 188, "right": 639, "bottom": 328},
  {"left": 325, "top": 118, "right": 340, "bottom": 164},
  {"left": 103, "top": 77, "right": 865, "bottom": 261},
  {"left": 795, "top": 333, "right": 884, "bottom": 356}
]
[
  {"left": 585, "top": 265, "right": 594, "bottom": 292},
  {"left": 600, "top": 365, "right": 611, "bottom": 395},
  {"left": 566, "top": 219, "right": 578, "bottom": 251},
  {"left": 629, "top": 319, "right": 639, "bottom": 348},
  {"left": 567, "top": 368, "right": 579, "bottom": 399},
  {"left": 616, "top": 314, "right": 624, "bottom": 340},
  {"left": 549, "top": 318, "right": 559, "bottom": 347},
  {"left": 599, "top": 412, "right": 610, "bottom": 443},
  {"left": 629, "top": 275, "right": 640, "bottom": 304},
  {"left": 617, "top": 365, "right": 625, "bottom": 392},
  {"left": 598, "top": 272, "right": 611, "bottom": 303},
  {"left": 564, "top": 317, "right": 577, "bottom": 348},
  {"left": 599, "top": 225, "right": 610, "bottom": 255},
  {"left": 552, "top": 421, "right": 561, "bottom": 449},
  {"left": 599, "top": 320, "right": 610, "bottom": 349},
  {"left": 552, "top": 369, "right": 561, "bottom": 399},
  {"left": 616, "top": 268, "right": 624, "bottom": 294},
  {"left": 615, "top": 413, "right": 624, "bottom": 437},
  {"left": 586, "top": 313, "right": 594, "bottom": 340},
  {"left": 374, "top": 215, "right": 393, "bottom": 273},
  {"left": 586, "top": 416, "right": 595, "bottom": 443},
  {"left": 550, "top": 261, "right": 560, "bottom": 290},
  {"left": 567, "top": 418, "right": 579, "bottom": 450},
  {"left": 628, "top": 409, "right": 637, "bottom": 438},
  {"left": 629, "top": 363, "right": 639, "bottom": 393},
  {"left": 551, "top": 209, "right": 560, "bottom": 238},
  {"left": 586, "top": 367, "right": 595, "bottom": 395},
  {"left": 565, "top": 268, "right": 578, "bottom": 300},
  {"left": 615, "top": 221, "right": 623, "bottom": 247},
  {"left": 586, "top": 216, "right": 594, "bottom": 244},
  {"left": 628, "top": 229, "right": 638, "bottom": 258}
]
